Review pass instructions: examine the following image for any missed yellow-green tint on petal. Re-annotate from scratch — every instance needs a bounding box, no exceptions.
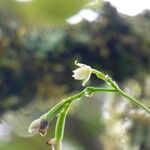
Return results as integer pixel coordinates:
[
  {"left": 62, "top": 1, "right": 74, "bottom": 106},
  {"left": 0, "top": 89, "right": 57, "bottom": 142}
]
[{"left": 73, "top": 61, "right": 91, "bottom": 86}]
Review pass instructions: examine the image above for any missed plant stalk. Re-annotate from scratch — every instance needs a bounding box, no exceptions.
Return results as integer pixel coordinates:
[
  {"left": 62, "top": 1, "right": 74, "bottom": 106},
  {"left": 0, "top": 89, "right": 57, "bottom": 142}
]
[{"left": 92, "top": 69, "right": 150, "bottom": 114}]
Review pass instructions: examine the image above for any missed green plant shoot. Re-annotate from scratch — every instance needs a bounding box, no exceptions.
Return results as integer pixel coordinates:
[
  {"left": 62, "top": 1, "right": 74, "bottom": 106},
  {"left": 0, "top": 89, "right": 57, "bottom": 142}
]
[{"left": 28, "top": 61, "right": 150, "bottom": 150}]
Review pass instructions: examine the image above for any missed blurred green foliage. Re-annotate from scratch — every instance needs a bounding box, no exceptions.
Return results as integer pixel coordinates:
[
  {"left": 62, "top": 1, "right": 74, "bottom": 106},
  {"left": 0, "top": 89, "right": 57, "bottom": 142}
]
[
  {"left": 128, "top": 10, "right": 150, "bottom": 44},
  {"left": 1, "top": 2, "right": 150, "bottom": 113},
  {"left": 0, "top": 1, "right": 150, "bottom": 150},
  {"left": 2, "top": 0, "right": 90, "bottom": 25}
]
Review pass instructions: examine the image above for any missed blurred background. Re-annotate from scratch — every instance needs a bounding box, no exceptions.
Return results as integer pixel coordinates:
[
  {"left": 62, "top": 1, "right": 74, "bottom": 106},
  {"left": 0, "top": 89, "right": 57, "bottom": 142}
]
[{"left": 0, "top": 0, "right": 150, "bottom": 150}]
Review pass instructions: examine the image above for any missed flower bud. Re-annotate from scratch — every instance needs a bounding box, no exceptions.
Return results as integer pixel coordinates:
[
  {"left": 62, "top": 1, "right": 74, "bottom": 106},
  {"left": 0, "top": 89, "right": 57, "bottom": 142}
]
[{"left": 28, "top": 118, "right": 49, "bottom": 136}]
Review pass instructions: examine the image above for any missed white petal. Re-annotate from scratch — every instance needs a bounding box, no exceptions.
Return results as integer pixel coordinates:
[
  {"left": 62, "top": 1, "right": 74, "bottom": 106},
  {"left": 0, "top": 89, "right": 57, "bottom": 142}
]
[
  {"left": 82, "top": 71, "right": 91, "bottom": 86},
  {"left": 73, "top": 61, "right": 92, "bottom": 86}
]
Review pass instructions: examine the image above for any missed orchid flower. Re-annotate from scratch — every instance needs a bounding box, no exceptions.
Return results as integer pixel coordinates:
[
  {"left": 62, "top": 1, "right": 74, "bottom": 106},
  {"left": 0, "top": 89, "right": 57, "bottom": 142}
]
[{"left": 72, "top": 61, "right": 92, "bottom": 86}]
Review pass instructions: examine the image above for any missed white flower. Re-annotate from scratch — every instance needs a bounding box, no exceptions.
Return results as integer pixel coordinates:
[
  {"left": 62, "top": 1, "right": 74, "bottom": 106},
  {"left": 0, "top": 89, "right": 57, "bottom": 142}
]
[
  {"left": 72, "top": 61, "right": 92, "bottom": 86},
  {"left": 28, "top": 117, "right": 49, "bottom": 136}
]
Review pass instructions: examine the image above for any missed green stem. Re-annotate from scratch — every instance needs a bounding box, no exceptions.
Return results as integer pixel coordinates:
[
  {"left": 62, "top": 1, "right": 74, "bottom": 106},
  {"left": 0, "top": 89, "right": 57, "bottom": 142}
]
[
  {"left": 44, "top": 91, "right": 84, "bottom": 121},
  {"left": 51, "top": 141, "right": 62, "bottom": 150},
  {"left": 51, "top": 87, "right": 115, "bottom": 150},
  {"left": 85, "top": 86, "right": 116, "bottom": 93},
  {"left": 52, "top": 103, "right": 70, "bottom": 150},
  {"left": 55, "top": 103, "right": 70, "bottom": 142},
  {"left": 92, "top": 69, "right": 150, "bottom": 114},
  {"left": 117, "top": 89, "right": 150, "bottom": 114},
  {"left": 44, "top": 87, "right": 116, "bottom": 122}
]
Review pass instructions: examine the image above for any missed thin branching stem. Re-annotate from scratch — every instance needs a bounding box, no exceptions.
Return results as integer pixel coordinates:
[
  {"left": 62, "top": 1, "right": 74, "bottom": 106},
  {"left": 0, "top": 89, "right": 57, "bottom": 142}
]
[
  {"left": 29, "top": 64, "right": 150, "bottom": 150},
  {"left": 92, "top": 69, "right": 150, "bottom": 114},
  {"left": 46, "top": 86, "right": 116, "bottom": 150},
  {"left": 44, "top": 86, "right": 116, "bottom": 123}
]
